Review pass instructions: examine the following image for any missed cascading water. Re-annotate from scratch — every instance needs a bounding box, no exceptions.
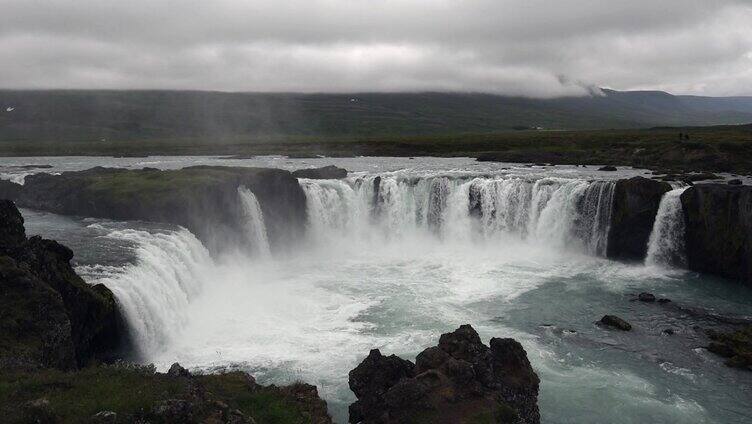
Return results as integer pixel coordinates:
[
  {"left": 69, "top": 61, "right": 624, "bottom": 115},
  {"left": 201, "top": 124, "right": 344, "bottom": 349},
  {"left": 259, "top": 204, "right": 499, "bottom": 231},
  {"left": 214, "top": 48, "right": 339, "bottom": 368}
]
[
  {"left": 301, "top": 173, "right": 616, "bottom": 256},
  {"left": 90, "top": 228, "right": 214, "bottom": 358},
  {"left": 90, "top": 186, "right": 272, "bottom": 359},
  {"left": 646, "top": 187, "right": 689, "bottom": 268},
  {"left": 238, "top": 186, "right": 271, "bottom": 258}
]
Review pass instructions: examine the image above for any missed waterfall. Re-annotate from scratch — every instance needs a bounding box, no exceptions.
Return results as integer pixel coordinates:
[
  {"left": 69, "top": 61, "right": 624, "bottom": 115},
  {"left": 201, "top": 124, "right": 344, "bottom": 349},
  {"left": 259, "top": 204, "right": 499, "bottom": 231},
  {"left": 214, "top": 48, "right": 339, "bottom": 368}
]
[
  {"left": 646, "top": 187, "right": 689, "bottom": 267},
  {"left": 577, "top": 181, "right": 615, "bottom": 256},
  {"left": 300, "top": 173, "right": 616, "bottom": 255},
  {"left": 91, "top": 228, "right": 213, "bottom": 358},
  {"left": 237, "top": 186, "right": 271, "bottom": 258}
]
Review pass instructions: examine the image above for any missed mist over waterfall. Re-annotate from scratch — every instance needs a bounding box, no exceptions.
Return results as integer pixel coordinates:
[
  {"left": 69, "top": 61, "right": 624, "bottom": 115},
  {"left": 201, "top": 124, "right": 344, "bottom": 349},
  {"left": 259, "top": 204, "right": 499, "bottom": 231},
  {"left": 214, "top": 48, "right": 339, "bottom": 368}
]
[
  {"left": 89, "top": 172, "right": 623, "bottom": 376},
  {"left": 300, "top": 174, "right": 615, "bottom": 255},
  {"left": 238, "top": 186, "right": 271, "bottom": 257},
  {"left": 646, "top": 187, "right": 689, "bottom": 268}
]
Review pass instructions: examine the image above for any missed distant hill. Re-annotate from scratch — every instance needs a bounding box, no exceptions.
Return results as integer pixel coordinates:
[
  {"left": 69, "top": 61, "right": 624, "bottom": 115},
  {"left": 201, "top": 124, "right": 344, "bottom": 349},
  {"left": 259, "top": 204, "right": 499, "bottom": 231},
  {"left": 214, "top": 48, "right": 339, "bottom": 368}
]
[{"left": 1, "top": 89, "right": 752, "bottom": 142}]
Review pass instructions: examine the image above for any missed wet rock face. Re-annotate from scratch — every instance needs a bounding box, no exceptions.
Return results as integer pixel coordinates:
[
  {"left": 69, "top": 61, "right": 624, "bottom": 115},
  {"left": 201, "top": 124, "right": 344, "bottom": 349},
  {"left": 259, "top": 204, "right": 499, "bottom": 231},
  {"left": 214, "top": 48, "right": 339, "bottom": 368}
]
[
  {"left": 348, "top": 324, "right": 540, "bottom": 424},
  {"left": 607, "top": 177, "right": 672, "bottom": 261},
  {"left": 681, "top": 184, "right": 752, "bottom": 286},
  {"left": 0, "top": 200, "right": 127, "bottom": 370},
  {"left": 292, "top": 165, "right": 348, "bottom": 179}
]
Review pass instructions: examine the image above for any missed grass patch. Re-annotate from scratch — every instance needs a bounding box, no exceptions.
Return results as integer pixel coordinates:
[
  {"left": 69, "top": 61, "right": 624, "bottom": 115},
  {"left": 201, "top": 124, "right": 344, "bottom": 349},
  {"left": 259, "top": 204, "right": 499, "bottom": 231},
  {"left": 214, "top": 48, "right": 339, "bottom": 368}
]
[
  {"left": 2, "top": 125, "right": 751, "bottom": 173},
  {"left": 0, "top": 365, "right": 325, "bottom": 424},
  {"left": 0, "top": 364, "right": 187, "bottom": 423},
  {"left": 198, "top": 373, "right": 306, "bottom": 424}
]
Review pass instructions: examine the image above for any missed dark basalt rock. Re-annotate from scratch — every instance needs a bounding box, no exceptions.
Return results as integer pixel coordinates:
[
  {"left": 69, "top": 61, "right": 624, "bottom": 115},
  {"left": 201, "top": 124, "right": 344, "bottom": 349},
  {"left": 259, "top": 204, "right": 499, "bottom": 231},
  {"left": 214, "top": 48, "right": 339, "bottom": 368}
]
[
  {"left": 292, "top": 165, "right": 348, "bottom": 179},
  {"left": 167, "top": 362, "right": 192, "bottom": 378},
  {"left": 706, "top": 326, "right": 752, "bottom": 371},
  {"left": 728, "top": 179, "right": 743, "bottom": 186},
  {"left": 607, "top": 177, "right": 672, "bottom": 261},
  {"left": 658, "top": 173, "right": 721, "bottom": 183},
  {"left": 638, "top": 292, "right": 656, "bottom": 302},
  {"left": 0, "top": 180, "right": 22, "bottom": 201},
  {"left": 599, "top": 315, "right": 632, "bottom": 331},
  {"left": 598, "top": 166, "right": 617, "bottom": 171},
  {"left": 348, "top": 324, "right": 540, "bottom": 424},
  {"left": 10, "top": 166, "right": 307, "bottom": 254},
  {"left": 0, "top": 200, "right": 127, "bottom": 370},
  {"left": 681, "top": 184, "right": 752, "bottom": 286}
]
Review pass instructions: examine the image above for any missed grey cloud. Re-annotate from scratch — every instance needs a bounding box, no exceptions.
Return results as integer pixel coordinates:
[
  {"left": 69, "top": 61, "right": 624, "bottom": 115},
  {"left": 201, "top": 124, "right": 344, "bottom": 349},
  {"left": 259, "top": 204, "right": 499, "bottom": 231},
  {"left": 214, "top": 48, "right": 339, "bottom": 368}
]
[{"left": 0, "top": 0, "right": 751, "bottom": 96}]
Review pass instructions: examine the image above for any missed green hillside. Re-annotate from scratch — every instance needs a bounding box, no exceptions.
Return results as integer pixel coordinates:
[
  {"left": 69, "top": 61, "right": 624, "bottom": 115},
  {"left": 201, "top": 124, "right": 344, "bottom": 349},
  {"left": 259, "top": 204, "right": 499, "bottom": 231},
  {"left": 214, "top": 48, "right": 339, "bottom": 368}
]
[{"left": 1, "top": 89, "right": 752, "bottom": 143}]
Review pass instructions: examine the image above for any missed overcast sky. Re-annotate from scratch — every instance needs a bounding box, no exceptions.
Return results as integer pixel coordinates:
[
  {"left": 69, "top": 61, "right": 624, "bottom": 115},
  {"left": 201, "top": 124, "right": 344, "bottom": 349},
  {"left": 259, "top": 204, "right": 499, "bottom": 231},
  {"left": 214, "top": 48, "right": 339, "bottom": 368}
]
[{"left": 1, "top": 0, "right": 751, "bottom": 97}]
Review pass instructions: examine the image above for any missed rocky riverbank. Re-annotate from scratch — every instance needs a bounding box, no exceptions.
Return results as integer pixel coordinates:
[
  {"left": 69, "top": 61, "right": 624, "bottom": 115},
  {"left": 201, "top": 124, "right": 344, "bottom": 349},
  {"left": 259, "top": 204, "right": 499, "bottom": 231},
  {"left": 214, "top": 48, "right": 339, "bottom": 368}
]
[{"left": 0, "top": 199, "right": 126, "bottom": 369}]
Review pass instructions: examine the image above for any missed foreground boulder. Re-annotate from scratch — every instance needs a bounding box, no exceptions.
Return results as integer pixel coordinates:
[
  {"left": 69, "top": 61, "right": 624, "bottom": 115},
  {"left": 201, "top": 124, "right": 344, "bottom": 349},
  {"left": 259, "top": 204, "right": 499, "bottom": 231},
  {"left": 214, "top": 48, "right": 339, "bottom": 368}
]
[
  {"left": 292, "top": 165, "right": 348, "bottom": 179},
  {"left": 349, "top": 324, "right": 540, "bottom": 423},
  {"left": 607, "top": 177, "right": 671, "bottom": 261},
  {"left": 6, "top": 166, "right": 307, "bottom": 253},
  {"left": 681, "top": 184, "right": 752, "bottom": 286},
  {"left": 0, "top": 200, "right": 126, "bottom": 370}
]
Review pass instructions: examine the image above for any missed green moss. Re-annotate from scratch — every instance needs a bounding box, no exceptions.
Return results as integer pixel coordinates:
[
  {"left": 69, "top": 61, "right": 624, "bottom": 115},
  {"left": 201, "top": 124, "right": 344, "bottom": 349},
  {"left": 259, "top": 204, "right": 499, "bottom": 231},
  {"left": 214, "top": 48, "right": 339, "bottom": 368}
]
[
  {"left": 0, "top": 366, "right": 325, "bottom": 424},
  {"left": 0, "top": 364, "right": 187, "bottom": 423},
  {"left": 707, "top": 326, "right": 752, "bottom": 370},
  {"left": 198, "top": 373, "right": 307, "bottom": 424}
]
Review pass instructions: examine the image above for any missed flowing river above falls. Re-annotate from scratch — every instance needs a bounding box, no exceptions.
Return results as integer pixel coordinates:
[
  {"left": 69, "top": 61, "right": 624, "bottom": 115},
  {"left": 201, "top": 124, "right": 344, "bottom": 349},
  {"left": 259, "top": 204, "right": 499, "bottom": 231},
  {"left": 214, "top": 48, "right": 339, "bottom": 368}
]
[{"left": 4, "top": 156, "right": 752, "bottom": 424}]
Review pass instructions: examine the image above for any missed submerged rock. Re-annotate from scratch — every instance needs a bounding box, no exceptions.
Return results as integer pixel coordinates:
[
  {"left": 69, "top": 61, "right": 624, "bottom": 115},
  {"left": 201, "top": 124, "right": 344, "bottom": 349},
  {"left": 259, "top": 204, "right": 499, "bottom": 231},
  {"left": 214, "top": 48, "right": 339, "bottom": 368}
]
[
  {"left": 292, "top": 165, "right": 348, "bottom": 179},
  {"left": 681, "top": 184, "right": 752, "bottom": 286},
  {"left": 728, "top": 179, "right": 743, "bottom": 186},
  {"left": 607, "top": 177, "right": 672, "bottom": 261},
  {"left": 599, "top": 315, "right": 632, "bottom": 331},
  {"left": 348, "top": 324, "right": 540, "bottom": 424},
  {"left": 0, "top": 200, "right": 127, "bottom": 370},
  {"left": 706, "top": 326, "right": 752, "bottom": 371},
  {"left": 638, "top": 292, "right": 656, "bottom": 302},
  {"left": 598, "top": 166, "right": 617, "bottom": 171}
]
